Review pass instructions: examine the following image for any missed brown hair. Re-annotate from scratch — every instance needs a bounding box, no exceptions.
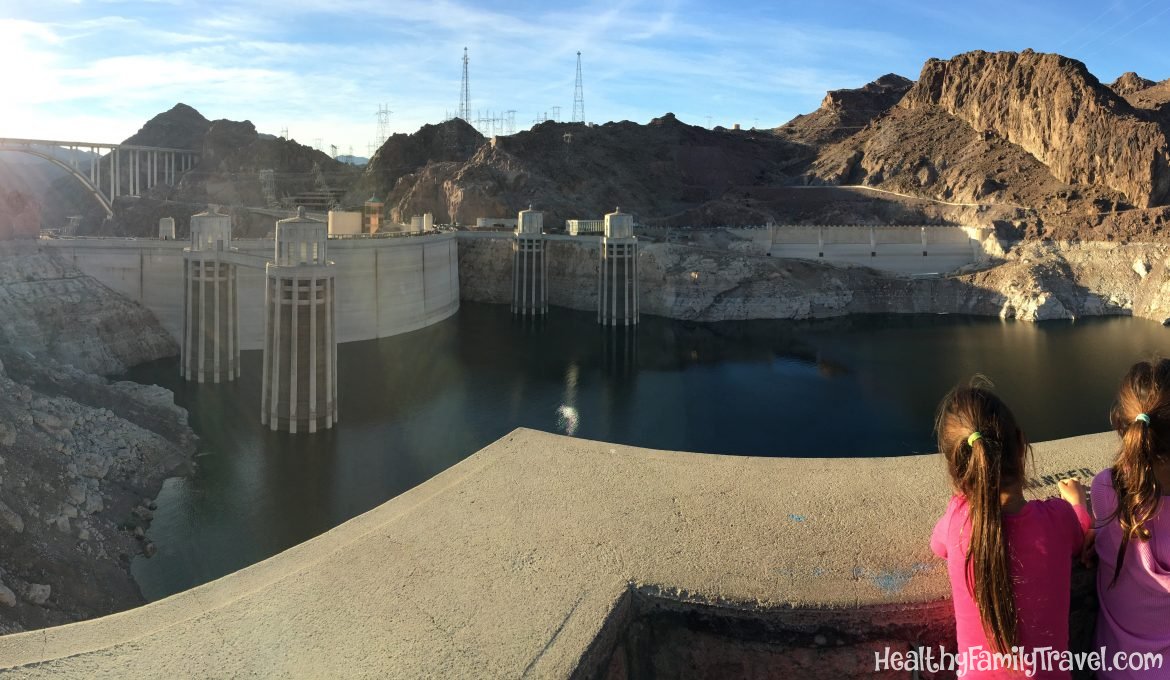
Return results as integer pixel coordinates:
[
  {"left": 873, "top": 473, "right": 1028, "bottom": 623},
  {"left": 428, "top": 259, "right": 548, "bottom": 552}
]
[
  {"left": 1106, "top": 359, "right": 1170, "bottom": 586},
  {"left": 935, "top": 380, "right": 1028, "bottom": 654}
]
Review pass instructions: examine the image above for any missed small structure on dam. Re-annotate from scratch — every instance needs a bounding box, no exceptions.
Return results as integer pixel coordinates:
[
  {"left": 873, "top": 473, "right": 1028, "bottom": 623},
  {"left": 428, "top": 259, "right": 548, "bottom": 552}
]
[
  {"left": 158, "top": 217, "right": 176, "bottom": 241},
  {"left": 512, "top": 205, "right": 547, "bottom": 316},
  {"left": 362, "top": 197, "right": 384, "bottom": 234},
  {"left": 182, "top": 206, "right": 240, "bottom": 383},
  {"left": 261, "top": 207, "right": 338, "bottom": 434},
  {"left": 598, "top": 207, "right": 639, "bottom": 326}
]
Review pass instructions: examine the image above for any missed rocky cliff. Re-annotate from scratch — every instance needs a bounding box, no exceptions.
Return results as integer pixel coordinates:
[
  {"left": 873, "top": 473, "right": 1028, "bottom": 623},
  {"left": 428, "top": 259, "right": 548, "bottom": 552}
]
[
  {"left": 901, "top": 50, "right": 1170, "bottom": 209},
  {"left": 778, "top": 74, "right": 912, "bottom": 146},
  {"left": 458, "top": 234, "right": 1170, "bottom": 325},
  {"left": 378, "top": 114, "right": 812, "bottom": 228},
  {"left": 0, "top": 243, "right": 196, "bottom": 633},
  {"left": 1110, "top": 72, "right": 1156, "bottom": 96},
  {"left": 0, "top": 244, "right": 176, "bottom": 375},
  {"left": 347, "top": 118, "right": 484, "bottom": 206}
]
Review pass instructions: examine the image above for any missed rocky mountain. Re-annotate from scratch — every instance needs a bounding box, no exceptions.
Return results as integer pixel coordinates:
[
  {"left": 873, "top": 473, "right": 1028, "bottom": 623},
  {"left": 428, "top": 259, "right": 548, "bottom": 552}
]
[
  {"left": 10, "top": 49, "right": 1170, "bottom": 240},
  {"left": 777, "top": 73, "right": 912, "bottom": 146},
  {"left": 372, "top": 114, "right": 813, "bottom": 228},
  {"left": 46, "top": 104, "right": 358, "bottom": 238},
  {"left": 123, "top": 103, "right": 211, "bottom": 150},
  {"left": 1110, "top": 72, "right": 1156, "bottom": 96},
  {"left": 347, "top": 118, "right": 484, "bottom": 206},
  {"left": 901, "top": 50, "right": 1170, "bottom": 208},
  {"left": 349, "top": 49, "right": 1170, "bottom": 235}
]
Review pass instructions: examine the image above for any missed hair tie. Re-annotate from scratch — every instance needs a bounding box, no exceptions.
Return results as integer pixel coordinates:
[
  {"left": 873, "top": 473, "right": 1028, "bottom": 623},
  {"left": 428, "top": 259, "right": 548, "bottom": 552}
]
[
  {"left": 967, "top": 431, "right": 983, "bottom": 446},
  {"left": 1135, "top": 413, "right": 1151, "bottom": 425}
]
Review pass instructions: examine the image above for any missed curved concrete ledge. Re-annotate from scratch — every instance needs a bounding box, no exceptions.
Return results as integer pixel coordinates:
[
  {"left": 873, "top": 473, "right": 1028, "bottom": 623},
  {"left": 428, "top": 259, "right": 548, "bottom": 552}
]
[{"left": 0, "top": 429, "right": 1115, "bottom": 677}]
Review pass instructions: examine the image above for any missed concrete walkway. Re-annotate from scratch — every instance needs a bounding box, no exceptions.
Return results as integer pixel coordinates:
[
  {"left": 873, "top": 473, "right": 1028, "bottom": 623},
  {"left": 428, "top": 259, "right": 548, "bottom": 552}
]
[{"left": 0, "top": 429, "right": 1116, "bottom": 678}]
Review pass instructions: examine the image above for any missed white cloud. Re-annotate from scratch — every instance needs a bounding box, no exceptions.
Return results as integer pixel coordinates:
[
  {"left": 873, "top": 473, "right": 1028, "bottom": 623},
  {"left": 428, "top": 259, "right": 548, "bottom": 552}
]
[{"left": 0, "top": 0, "right": 913, "bottom": 153}]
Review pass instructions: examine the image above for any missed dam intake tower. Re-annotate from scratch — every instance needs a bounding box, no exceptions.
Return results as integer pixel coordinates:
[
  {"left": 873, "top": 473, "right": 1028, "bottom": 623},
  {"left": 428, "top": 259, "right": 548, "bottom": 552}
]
[
  {"left": 512, "top": 205, "right": 548, "bottom": 316},
  {"left": 182, "top": 206, "right": 240, "bottom": 383},
  {"left": 598, "top": 207, "right": 639, "bottom": 326},
  {"left": 261, "top": 207, "right": 338, "bottom": 433}
]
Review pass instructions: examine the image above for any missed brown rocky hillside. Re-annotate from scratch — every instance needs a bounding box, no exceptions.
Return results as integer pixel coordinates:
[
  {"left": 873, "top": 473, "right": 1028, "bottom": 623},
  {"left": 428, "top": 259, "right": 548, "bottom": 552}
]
[
  {"left": 777, "top": 73, "right": 912, "bottom": 146},
  {"left": 11, "top": 49, "right": 1170, "bottom": 240},
  {"left": 901, "top": 50, "right": 1170, "bottom": 208},
  {"left": 346, "top": 118, "right": 484, "bottom": 206},
  {"left": 51, "top": 104, "right": 357, "bottom": 238},
  {"left": 377, "top": 113, "right": 813, "bottom": 228}
]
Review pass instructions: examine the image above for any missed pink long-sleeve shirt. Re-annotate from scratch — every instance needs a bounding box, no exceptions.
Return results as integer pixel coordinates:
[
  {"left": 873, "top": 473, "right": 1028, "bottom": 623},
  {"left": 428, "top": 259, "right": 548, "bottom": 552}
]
[
  {"left": 931, "top": 494, "right": 1091, "bottom": 679},
  {"left": 1092, "top": 469, "right": 1170, "bottom": 679}
]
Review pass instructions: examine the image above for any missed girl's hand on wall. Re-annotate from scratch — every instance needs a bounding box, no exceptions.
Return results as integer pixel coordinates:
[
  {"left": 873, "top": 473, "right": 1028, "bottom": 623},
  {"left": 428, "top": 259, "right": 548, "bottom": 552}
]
[{"left": 1058, "top": 478, "right": 1087, "bottom": 506}]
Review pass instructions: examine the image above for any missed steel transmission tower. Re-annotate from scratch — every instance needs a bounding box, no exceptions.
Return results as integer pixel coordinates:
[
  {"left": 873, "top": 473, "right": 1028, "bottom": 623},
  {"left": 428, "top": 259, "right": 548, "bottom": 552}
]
[
  {"left": 459, "top": 47, "right": 471, "bottom": 122},
  {"left": 572, "top": 51, "right": 585, "bottom": 123},
  {"left": 376, "top": 104, "right": 392, "bottom": 146}
]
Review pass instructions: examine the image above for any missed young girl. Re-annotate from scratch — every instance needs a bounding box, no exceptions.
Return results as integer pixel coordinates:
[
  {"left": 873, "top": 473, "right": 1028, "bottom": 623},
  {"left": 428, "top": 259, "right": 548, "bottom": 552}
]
[
  {"left": 1093, "top": 360, "right": 1170, "bottom": 678},
  {"left": 931, "top": 383, "right": 1091, "bottom": 679}
]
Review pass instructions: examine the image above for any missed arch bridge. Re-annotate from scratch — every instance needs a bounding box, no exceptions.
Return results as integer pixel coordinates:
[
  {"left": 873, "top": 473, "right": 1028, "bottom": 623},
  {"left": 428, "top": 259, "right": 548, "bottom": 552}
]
[{"left": 0, "top": 137, "right": 199, "bottom": 218}]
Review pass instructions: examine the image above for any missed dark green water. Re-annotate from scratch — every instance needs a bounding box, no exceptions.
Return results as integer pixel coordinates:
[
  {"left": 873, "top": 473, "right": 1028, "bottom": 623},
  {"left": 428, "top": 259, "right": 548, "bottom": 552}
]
[{"left": 125, "top": 302, "right": 1170, "bottom": 600}]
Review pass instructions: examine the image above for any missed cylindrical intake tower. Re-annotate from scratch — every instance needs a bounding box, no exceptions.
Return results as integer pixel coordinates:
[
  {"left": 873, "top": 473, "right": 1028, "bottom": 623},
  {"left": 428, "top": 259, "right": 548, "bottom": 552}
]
[
  {"left": 182, "top": 206, "right": 239, "bottom": 383},
  {"left": 261, "top": 207, "right": 338, "bottom": 433},
  {"left": 598, "top": 207, "right": 638, "bottom": 326},
  {"left": 512, "top": 205, "right": 547, "bottom": 316}
]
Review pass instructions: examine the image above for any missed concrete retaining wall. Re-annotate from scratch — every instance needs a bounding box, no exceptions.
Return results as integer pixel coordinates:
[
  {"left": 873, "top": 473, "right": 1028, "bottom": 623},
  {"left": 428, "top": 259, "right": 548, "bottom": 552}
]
[
  {"left": 39, "top": 233, "right": 460, "bottom": 350},
  {"left": 767, "top": 225, "right": 992, "bottom": 274},
  {"left": 0, "top": 429, "right": 1116, "bottom": 678}
]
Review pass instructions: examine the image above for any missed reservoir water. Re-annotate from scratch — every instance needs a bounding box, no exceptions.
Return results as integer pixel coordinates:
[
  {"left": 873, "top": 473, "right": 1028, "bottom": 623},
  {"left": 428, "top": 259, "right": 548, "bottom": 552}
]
[{"left": 126, "top": 302, "right": 1170, "bottom": 600}]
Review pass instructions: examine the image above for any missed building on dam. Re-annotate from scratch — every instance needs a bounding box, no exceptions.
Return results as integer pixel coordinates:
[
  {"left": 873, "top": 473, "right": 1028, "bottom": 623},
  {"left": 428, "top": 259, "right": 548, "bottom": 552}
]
[
  {"left": 261, "top": 207, "right": 338, "bottom": 434},
  {"left": 182, "top": 206, "right": 240, "bottom": 383}
]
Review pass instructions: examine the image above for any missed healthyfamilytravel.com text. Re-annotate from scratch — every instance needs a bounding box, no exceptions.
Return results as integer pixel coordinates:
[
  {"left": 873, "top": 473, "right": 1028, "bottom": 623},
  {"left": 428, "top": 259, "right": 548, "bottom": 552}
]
[{"left": 874, "top": 645, "right": 1164, "bottom": 677}]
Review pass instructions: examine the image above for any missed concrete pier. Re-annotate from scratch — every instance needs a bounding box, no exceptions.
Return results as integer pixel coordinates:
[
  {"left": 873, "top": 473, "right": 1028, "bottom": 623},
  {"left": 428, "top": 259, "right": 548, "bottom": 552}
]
[
  {"left": 598, "top": 207, "right": 638, "bottom": 326},
  {"left": 181, "top": 208, "right": 239, "bottom": 383},
  {"left": 512, "top": 205, "right": 548, "bottom": 316},
  {"left": 260, "top": 207, "right": 337, "bottom": 434}
]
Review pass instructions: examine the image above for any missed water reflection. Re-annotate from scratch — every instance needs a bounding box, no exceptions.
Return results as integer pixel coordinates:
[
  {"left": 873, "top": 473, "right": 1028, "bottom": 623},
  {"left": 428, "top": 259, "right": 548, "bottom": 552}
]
[{"left": 123, "top": 304, "right": 1170, "bottom": 601}]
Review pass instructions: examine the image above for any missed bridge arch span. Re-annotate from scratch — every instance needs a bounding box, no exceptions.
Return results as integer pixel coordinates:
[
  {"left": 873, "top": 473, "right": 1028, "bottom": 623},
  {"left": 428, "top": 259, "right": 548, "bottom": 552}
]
[
  {"left": 0, "top": 137, "right": 199, "bottom": 223},
  {"left": 0, "top": 145, "right": 114, "bottom": 217}
]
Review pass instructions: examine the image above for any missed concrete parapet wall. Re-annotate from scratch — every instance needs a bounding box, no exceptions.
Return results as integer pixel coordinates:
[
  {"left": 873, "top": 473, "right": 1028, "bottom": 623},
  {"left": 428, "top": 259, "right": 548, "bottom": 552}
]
[
  {"left": 766, "top": 225, "right": 993, "bottom": 274},
  {"left": 0, "top": 429, "right": 1116, "bottom": 678},
  {"left": 38, "top": 233, "right": 460, "bottom": 350}
]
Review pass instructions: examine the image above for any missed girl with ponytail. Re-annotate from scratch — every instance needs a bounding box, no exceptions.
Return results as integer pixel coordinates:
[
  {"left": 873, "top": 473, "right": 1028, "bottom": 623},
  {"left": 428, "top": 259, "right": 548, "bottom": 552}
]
[
  {"left": 1093, "top": 360, "right": 1170, "bottom": 678},
  {"left": 931, "top": 381, "right": 1091, "bottom": 678}
]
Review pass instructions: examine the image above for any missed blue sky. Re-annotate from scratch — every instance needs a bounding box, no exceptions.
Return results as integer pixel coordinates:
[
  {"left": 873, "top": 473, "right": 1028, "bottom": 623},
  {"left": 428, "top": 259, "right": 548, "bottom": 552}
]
[{"left": 2, "top": 0, "right": 1169, "bottom": 156}]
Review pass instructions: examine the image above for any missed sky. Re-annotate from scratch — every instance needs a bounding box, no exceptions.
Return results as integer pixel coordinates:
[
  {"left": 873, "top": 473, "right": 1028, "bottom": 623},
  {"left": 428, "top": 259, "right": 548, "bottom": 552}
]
[{"left": 2, "top": 0, "right": 1169, "bottom": 157}]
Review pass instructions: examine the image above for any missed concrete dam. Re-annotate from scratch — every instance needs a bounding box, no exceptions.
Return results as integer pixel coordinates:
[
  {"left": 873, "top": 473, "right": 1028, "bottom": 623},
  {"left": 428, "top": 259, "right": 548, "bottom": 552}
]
[{"left": 39, "top": 231, "right": 461, "bottom": 350}]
